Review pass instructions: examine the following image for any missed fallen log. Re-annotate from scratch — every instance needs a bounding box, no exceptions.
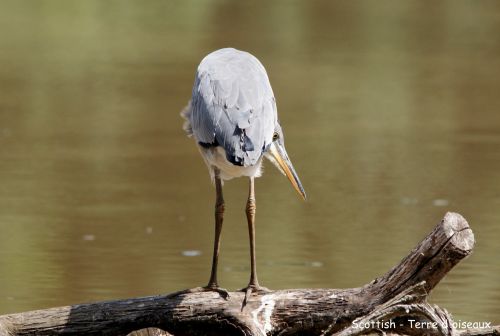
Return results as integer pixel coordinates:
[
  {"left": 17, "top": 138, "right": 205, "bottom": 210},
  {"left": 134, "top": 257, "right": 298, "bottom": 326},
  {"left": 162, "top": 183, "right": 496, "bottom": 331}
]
[{"left": 0, "top": 212, "right": 496, "bottom": 336}]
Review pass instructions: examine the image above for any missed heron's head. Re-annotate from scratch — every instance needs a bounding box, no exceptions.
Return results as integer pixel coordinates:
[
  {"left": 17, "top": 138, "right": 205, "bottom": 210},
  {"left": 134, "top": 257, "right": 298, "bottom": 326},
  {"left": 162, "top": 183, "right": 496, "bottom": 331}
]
[{"left": 265, "top": 124, "right": 307, "bottom": 200}]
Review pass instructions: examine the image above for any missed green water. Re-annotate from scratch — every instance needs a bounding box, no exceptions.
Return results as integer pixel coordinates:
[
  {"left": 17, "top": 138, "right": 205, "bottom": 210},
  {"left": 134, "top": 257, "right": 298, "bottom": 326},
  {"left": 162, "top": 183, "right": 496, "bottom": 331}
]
[{"left": 0, "top": 0, "right": 499, "bottom": 325}]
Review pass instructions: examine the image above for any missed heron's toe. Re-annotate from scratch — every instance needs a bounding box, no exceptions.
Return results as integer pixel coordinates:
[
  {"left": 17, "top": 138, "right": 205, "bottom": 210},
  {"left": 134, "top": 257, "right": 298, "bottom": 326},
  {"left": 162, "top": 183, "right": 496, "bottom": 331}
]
[
  {"left": 204, "top": 285, "right": 230, "bottom": 300},
  {"left": 240, "top": 284, "right": 272, "bottom": 308},
  {"left": 239, "top": 284, "right": 271, "bottom": 294},
  {"left": 171, "top": 286, "right": 230, "bottom": 300}
]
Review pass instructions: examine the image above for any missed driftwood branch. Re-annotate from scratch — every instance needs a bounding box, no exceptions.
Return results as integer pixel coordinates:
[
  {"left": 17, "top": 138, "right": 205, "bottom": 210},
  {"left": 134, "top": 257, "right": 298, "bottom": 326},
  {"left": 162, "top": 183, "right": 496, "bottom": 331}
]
[{"left": 0, "top": 212, "right": 496, "bottom": 336}]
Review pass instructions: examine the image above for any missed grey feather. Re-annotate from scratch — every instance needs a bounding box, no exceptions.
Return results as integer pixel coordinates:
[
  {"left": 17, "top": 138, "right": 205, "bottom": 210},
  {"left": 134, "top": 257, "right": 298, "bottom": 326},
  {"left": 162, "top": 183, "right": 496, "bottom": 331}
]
[{"left": 185, "top": 48, "right": 277, "bottom": 167}]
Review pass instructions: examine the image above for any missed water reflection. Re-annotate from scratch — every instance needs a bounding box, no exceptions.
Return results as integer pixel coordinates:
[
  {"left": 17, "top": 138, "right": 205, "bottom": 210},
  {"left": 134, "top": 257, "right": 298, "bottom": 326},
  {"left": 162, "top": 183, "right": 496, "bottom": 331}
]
[{"left": 1, "top": 0, "right": 499, "bottom": 325}]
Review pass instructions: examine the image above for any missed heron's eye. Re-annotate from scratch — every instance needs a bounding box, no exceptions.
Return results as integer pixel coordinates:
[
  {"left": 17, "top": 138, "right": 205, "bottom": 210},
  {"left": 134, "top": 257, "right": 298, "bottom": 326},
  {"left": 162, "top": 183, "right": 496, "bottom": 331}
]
[{"left": 272, "top": 132, "right": 279, "bottom": 141}]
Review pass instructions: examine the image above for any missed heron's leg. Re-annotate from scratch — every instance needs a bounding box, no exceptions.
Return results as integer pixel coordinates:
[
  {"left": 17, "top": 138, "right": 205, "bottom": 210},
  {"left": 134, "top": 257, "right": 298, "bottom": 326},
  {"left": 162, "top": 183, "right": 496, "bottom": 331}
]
[
  {"left": 178, "top": 168, "right": 228, "bottom": 300},
  {"left": 246, "top": 176, "right": 259, "bottom": 289},
  {"left": 240, "top": 177, "right": 270, "bottom": 308},
  {"left": 207, "top": 167, "right": 224, "bottom": 288},
  {"left": 241, "top": 177, "right": 269, "bottom": 309}
]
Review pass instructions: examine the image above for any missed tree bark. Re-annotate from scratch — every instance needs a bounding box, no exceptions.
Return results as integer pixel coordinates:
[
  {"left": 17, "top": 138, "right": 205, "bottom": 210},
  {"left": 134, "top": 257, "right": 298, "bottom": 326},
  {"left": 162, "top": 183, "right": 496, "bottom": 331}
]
[{"left": 0, "top": 212, "right": 495, "bottom": 336}]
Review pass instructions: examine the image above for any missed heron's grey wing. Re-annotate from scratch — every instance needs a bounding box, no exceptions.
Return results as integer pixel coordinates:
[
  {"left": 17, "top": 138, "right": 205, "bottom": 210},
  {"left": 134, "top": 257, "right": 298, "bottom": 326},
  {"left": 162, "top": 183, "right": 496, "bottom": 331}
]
[{"left": 190, "top": 49, "right": 277, "bottom": 167}]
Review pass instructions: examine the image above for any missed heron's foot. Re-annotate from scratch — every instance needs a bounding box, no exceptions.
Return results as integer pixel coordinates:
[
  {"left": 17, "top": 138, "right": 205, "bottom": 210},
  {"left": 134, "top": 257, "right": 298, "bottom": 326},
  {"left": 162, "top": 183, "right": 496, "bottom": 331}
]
[
  {"left": 203, "top": 284, "right": 231, "bottom": 300},
  {"left": 171, "top": 285, "right": 230, "bottom": 300},
  {"left": 240, "top": 284, "right": 271, "bottom": 308}
]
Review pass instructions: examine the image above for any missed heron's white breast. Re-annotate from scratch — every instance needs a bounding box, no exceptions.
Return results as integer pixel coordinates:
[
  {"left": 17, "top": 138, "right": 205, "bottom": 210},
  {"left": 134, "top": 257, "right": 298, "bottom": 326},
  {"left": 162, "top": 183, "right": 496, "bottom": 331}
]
[{"left": 198, "top": 146, "right": 263, "bottom": 181}]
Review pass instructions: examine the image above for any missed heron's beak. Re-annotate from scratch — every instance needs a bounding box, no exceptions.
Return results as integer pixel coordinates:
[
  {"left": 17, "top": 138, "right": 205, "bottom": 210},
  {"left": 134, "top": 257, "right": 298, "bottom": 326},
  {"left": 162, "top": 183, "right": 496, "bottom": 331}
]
[{"left": 267, "top": 142, "right": 307, "bottom": 200}]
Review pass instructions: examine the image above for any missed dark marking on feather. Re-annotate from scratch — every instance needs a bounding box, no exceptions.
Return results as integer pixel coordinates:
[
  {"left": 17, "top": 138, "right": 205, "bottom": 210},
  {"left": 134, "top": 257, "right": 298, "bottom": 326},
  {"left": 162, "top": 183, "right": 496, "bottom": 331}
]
[
  {"left": 198, "top": 138, "right": 219, "bottom": 148},
  {"left": 226, "top": 153, "right": 244, "bottom": 166}
]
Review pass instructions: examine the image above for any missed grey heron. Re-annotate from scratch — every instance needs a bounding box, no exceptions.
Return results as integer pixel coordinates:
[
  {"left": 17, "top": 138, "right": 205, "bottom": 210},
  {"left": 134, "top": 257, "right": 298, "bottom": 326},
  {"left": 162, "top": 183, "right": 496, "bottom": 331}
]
[{"left": 181, "top": 48, "right": 306, "bottom": 301}]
